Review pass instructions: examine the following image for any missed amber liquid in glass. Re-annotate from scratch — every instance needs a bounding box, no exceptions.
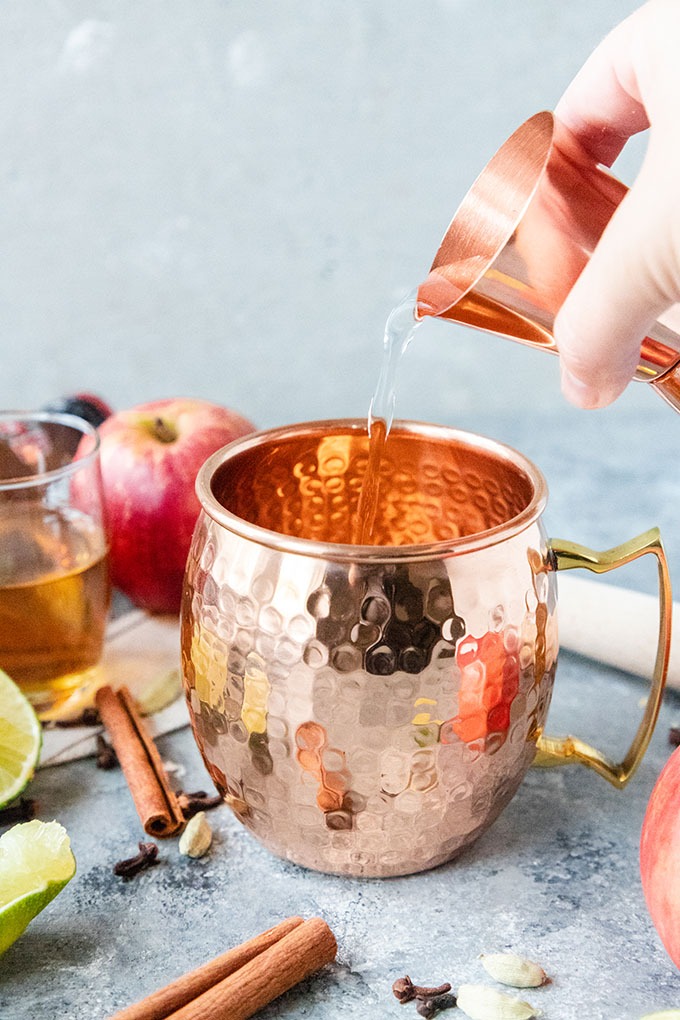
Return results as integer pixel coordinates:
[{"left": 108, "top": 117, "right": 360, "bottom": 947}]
[
  {"left": 0, "top": 506, "right": 110, "bottom": 712},
  {"left": 354, "top": 289, "right": 424, "bottom": 543}
]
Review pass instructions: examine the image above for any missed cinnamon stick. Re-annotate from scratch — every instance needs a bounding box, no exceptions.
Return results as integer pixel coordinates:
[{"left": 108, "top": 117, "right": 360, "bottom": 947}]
[
  {"left": 109, "top": 917, "right": 304, "bottom": 1020},
  {"left": 95, "top": 685, "right": 184, "bottom": 838},
  {"left": 166, "top": 917, "right": 337, "bottom": 1020}
]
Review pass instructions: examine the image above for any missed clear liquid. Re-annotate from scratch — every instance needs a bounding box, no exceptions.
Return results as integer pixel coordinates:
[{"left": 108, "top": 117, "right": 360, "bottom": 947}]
[
  {"left": 367, "top": 288, "right": 423, "bottom": 435},
  {"left": 354, "top": 289, "right": 424, "bottom": 543}
]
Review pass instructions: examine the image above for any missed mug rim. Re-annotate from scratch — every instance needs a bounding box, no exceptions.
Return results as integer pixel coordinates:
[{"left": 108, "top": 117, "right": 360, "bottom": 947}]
[
  {"left": 0, "top": 410, "right": 101, "bottom": 490},
  {"left": 195, "top": 418, "right": 549, "bottom": 563}
]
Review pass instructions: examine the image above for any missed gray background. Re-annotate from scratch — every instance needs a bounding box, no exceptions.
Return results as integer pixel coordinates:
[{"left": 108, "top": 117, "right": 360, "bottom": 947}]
[
  {"left": 1, "top": 0, "right": 649, "bottom": 426},
  {"left": 3, "top": 0, "right": 673, "bottom": 586}
]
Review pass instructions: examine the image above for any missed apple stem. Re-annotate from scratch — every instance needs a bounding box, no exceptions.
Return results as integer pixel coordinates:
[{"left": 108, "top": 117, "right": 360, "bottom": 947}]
[{"left": 152, "top": 417, "right": 177, "bottom": 444}]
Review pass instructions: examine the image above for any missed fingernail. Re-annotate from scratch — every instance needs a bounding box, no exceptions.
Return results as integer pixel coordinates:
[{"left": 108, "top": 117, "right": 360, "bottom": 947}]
[{"left": 560, "top": 366, "right": 603, "bottom": 409}]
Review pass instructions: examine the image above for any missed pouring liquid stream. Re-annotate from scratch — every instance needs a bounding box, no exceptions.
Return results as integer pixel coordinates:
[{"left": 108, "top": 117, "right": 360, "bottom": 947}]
[{"left": 354, "top": 289, "right": 429, "bottom": 544}]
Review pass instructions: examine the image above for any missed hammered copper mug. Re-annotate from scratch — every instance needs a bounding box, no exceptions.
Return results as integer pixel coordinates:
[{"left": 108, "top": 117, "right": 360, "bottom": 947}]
[{"left": 181, "top": 419, "right": 671, "bottom": 877}]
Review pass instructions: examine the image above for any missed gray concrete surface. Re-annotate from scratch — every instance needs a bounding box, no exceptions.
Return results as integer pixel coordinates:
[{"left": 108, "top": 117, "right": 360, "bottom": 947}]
[{"left": 3, "top": 407, "right": 680, "bottom": 1020}]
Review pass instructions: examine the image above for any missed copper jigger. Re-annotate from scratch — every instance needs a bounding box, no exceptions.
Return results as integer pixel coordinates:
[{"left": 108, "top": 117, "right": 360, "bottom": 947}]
[{"left": 417, "top": 110, "right": 680, "bottom": 411}]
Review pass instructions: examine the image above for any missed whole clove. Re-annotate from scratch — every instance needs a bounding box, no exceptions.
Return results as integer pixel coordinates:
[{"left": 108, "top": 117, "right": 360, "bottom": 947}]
[
  {"left": 669, "top": 726, "right": 680, "bottom": 748},
  {"left": 114, "top": 841, "right": 159, "bottom": 879},
  {"left": 46, "top": 706, "right": 101, "bottom": 729},
  {"left": 392, "top": 977, "right": 452, "bottom": 1004},
  {"left": 95, "top": 734, "right": 118, "bottom": 770},
  {"left": 178, "top": 789, "right": 223, "bottom": 819},
  {"left": 0, "top": 797, "right": 37, "bottom": 826},
  {"left": 416, "top": 993, "right": 458, "bottom": 1018},
  {"left": 393, "top": 976, "right": 418, "bottom": 1003}
]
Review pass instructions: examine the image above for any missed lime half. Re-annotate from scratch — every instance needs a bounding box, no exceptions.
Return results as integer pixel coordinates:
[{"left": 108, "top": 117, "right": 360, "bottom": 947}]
[
  {"left": 0, "top": 669, "right": 42, "bottom": 808},
  {"left": 0, "top": 819, "right": 76, "bottom": 954}
]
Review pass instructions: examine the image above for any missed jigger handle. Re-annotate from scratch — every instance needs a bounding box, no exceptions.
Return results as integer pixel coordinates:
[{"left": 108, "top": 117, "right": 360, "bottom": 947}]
[
  {"left": 534, "top": 528, "right": 672, "bottom": 788},
  {"left": 653, "top": 361, "right": 680, "bottom": 411},
  {"left": 642, "top": 317, "right": 680, "bottom": 410}
]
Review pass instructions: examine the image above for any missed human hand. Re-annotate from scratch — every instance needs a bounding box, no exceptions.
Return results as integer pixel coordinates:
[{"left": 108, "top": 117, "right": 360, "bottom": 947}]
[{"left": 554, "top": 0, "right": 680, "bottom": 408}]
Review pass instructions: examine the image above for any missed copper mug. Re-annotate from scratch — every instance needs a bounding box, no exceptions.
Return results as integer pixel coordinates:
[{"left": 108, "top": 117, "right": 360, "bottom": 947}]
[
  {"left": 181, "top": 420, "right": 671, "bottom": 877},
  {"left": 418, "top": 110, "right": 680, "bottom": 411}
]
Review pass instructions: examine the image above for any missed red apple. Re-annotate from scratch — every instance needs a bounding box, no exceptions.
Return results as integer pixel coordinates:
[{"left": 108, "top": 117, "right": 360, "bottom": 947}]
[
  {"left": 640, "top": 745, "right": 680, "bottom": 969},
  {"left": 95, "top": 397, "right": 255, "bottom": 614}
]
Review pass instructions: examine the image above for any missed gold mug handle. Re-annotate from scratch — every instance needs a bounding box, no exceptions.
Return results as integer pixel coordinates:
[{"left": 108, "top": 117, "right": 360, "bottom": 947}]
[{"left": 534, "top": 527, "right": 672, "bottom": 787}]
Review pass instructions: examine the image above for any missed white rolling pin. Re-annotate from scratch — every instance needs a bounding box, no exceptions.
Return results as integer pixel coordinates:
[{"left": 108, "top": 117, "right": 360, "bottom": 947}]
[{"left": 558, "top": 573, "right": 680, "bottom": 692}]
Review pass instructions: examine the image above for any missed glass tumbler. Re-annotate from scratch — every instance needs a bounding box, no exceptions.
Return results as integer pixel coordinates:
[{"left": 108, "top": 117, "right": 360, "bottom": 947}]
[{"left": 0, "top": 411, "right": 111, "bottom": 718}]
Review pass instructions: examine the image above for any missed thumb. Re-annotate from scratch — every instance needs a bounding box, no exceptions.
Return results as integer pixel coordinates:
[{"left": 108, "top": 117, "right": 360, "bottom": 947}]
[{"left": 554, "top": 157, "right": 675, "bottom": 409}]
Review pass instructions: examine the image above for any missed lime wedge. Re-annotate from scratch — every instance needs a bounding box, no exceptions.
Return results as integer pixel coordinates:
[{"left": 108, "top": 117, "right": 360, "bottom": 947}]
[
  {"left": 0, "top": 669, "right": 42, "bottom": 808},
  {"left": 0, "top": 819, "right": 76, "bottom": 954}
]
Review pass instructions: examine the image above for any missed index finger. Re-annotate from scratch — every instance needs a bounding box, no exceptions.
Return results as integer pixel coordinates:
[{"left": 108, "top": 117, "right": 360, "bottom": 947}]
[{"left": 555, "top": 4, "right": 650, "bottom": 166}]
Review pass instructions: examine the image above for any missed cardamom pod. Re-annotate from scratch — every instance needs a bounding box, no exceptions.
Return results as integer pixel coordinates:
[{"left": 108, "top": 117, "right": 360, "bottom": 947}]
[
  {"left": 178, "top": 811, "right": 213, "bottom": 858},
  {"left": 639, "top": 1012, "right": 680, "bottom": 1019},
  {"left": 479, "top": 953, "right": 549, "bottom": 988},
  {"left": 456, "top": 983, "right": 540, "bottom": 1020}
]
